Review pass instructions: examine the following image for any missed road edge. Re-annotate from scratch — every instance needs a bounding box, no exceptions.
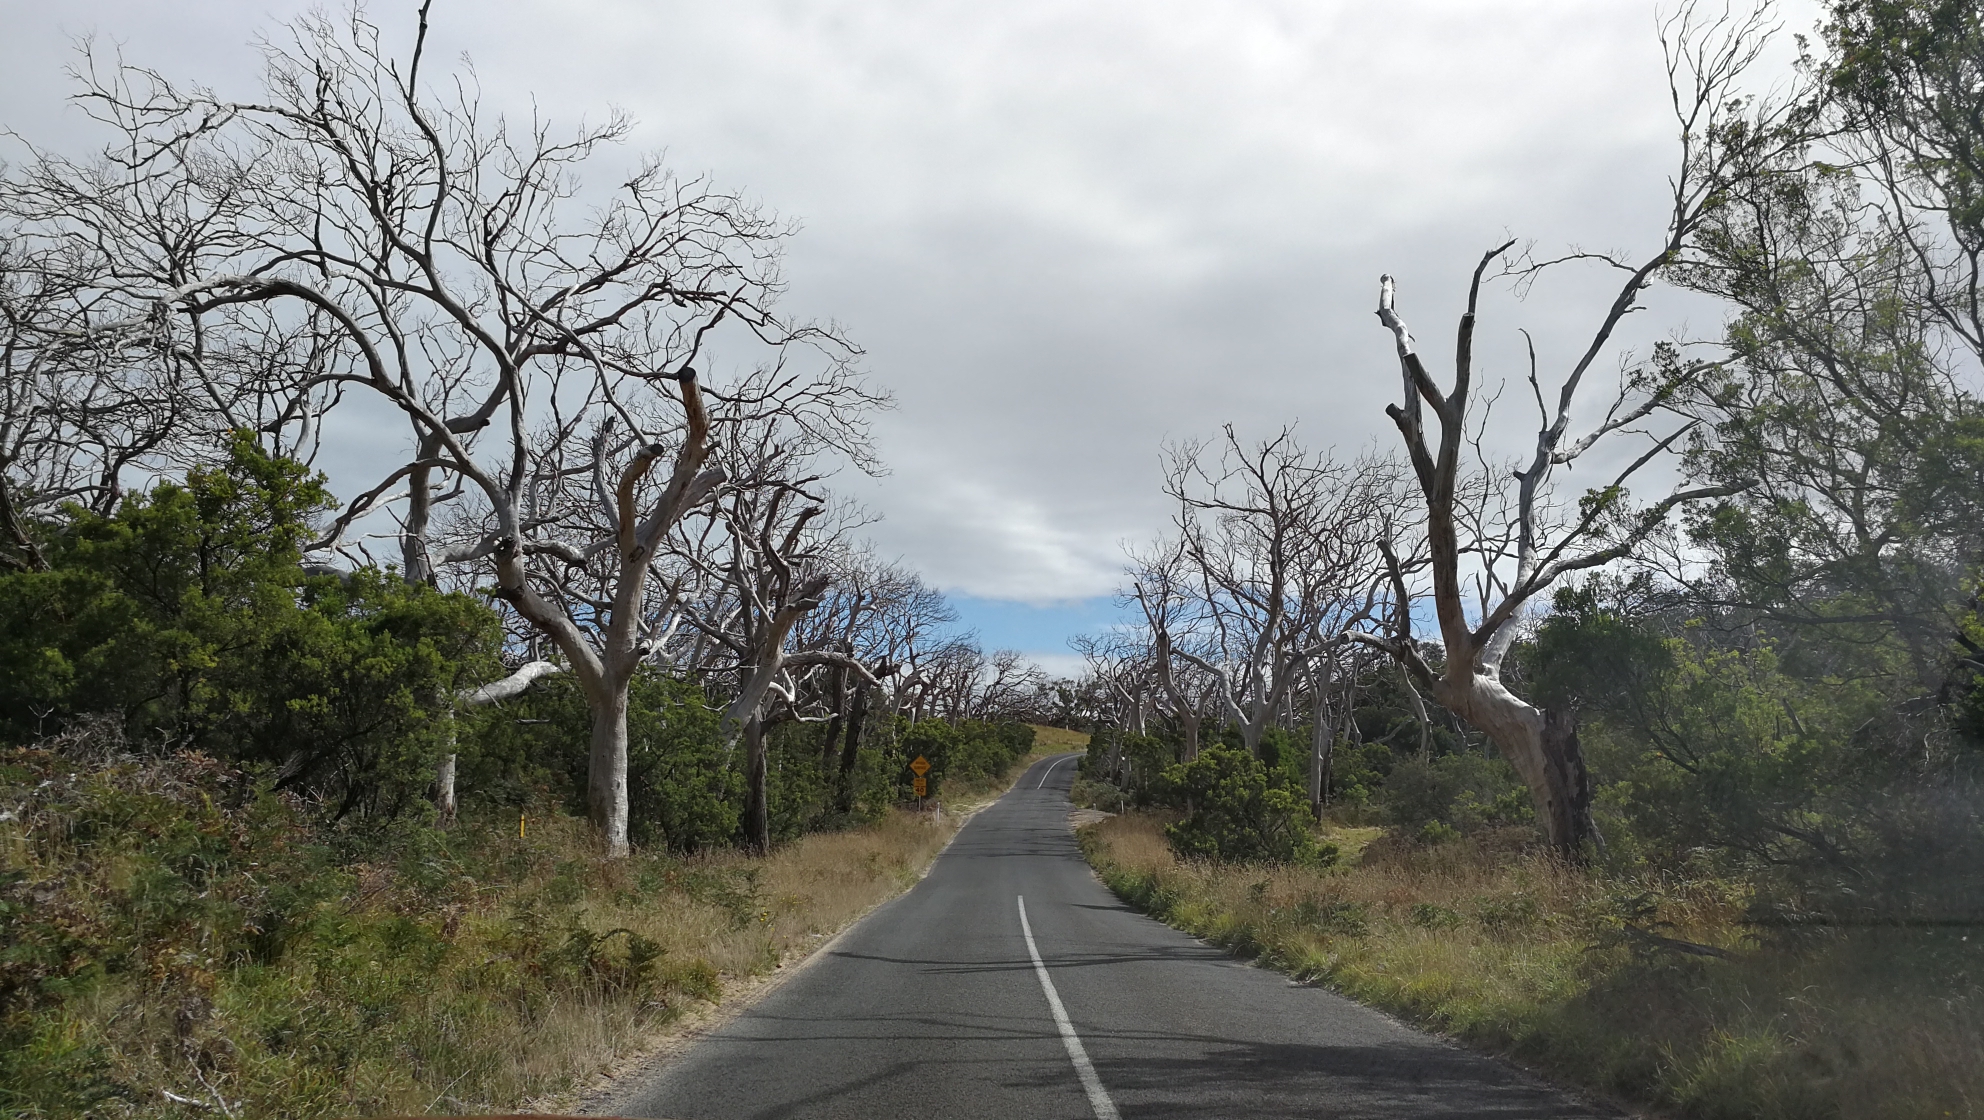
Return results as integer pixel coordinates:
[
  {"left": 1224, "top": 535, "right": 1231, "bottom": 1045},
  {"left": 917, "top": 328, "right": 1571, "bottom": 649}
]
[
  {"left": 557, "top": 751, "right": 1082, "bottom": 1116},
  {"left": 1072, "top": 818, "right": 1650, "bottom": 1120}
]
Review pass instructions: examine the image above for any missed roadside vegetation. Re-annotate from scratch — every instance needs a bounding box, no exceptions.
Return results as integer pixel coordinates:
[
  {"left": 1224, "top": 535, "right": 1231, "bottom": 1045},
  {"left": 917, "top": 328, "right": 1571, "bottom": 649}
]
[
  {"left": 0, "top": 4, "right": 1082, "bottom": 1113},
  {"left": 1, "top": 710, "right": 1055, "bottom": 1119},
  {"left": 8, "top": 0, "right": 1984, "bottom": 1116},
  {"left": 1083, "top": 806, "right": 1980, "bottom": 1120},
  {"left": 1063, "top": 4, "right": 1984, "bottom": 1117},
  {"left": 0, "top": 374, "right": 1059, "bottom": 1119}
]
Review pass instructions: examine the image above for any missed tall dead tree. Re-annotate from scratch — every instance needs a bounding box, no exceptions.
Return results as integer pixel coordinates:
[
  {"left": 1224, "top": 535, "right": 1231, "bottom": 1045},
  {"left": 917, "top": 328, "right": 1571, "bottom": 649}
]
[
  {"left": 794, "top": 552, "right": 926, "bottom": 810},
  {"left": 9, "top": 7, "right": 879, "bottom": 855},
  {"left": 678, "top": 429, "right": 878, "bottom": 852},
  {"left": 1125, "top": 541, "right": 1211, "bottom": 760},
  {"left": 1161, "top": 426, "right": 1391, "bottom": 756},
  {"left": 0, "top": 224, "right": 254, "bottom": 567},
  {"left": 1070, "top": 631, "right": 1150, "bottom": 784},
  {"left": 1351, "top": 4, "right": 1796, "bottom": 856}
]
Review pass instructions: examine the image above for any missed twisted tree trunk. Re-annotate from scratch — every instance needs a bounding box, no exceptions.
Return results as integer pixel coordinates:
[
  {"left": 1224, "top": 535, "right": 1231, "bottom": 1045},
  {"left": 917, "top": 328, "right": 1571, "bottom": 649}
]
[{"left": 1431, "top": 678, "right": 1597, "bottom": 852}]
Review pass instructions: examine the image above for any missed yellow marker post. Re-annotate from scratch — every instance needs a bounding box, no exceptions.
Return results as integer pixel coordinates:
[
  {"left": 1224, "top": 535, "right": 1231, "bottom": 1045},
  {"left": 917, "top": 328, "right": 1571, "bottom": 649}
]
[{"left": 520, "top": 814, "right": 526, "bottom": 839}]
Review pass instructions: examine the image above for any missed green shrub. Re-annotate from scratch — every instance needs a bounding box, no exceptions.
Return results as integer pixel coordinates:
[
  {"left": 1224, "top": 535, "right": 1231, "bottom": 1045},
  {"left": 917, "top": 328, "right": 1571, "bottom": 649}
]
[
  {"left": 1160, "top": 746, "right": 1332, "bottom": 865},
  {"left": 0, "top": 732, "right": 742, "bottom": 1119},
  {"left": 1473, "top": 892, "right": 1543, "bottom": 933},
  {"left": 896, "top": 718, "right": 1036, "bottom": 799},
  {"left": 1417, "top": 820, "right": 1463, "bottom": 845},
  {"left": 465, "top": 671, "right": 740, "bottom": 851},
  {"left": 1382, "top": 754, "right": 1532, "bottom": 836},
  {"left": 1080, "top": 730, "right": 1176, "bottom": 806},
  {"left": 629, "top": 676, "right": 739, "bottom": 850},
  {"left": 0, "top": 437, "right": 501, "bottom": 817},
  {"left": 1407, "top": 901, "right": 1464, "bottom": 930},
  {"left": 1325, "top": 740, "right": 1394, "bottom": 807}
]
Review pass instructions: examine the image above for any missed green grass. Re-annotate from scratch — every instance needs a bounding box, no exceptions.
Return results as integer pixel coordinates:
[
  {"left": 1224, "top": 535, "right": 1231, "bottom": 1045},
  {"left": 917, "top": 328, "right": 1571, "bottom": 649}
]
[{"left": 1081, "top": 811, "right": 1984, "bottom": 1120}]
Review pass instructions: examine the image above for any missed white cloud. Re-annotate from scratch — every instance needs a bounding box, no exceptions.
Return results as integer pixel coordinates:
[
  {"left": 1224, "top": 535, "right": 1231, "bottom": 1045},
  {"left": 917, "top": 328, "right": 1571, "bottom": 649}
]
[{"left": 1022, "top": 652, "right": 1090, "bottom": 682}]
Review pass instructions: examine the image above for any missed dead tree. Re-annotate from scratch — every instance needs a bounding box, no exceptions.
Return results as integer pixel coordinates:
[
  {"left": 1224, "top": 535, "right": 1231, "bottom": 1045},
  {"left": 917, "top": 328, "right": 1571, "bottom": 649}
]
[
  {"left": 1162, "top": 427, "right": 1391, "bottom": 756},
  {"left": 677, "top": 431, "right": 878, "bottom": 852},
  {"left": 0, "top": 228, "right": 247, "bottom": 565},
  {"left": 973, "top": 650, "right": 1047, "bottom": 721},
  {"left": 1350, "top": 4, "right": 1792, "bottom": 856},
  {"left": 1071, "top": 630, "right": 1158, "bottom": 777},
  {"left": 798, "top": 553, "right": 927, "bottom": 810},
  {"left": 1124, "top": 541, "right": 1213, "bottom": 760},
  {"left": 12, "top": 7, "right": 880, "bottom": 855},
  {"left": 1299, "top": 653, "right": 1342, "bottom": 813}
]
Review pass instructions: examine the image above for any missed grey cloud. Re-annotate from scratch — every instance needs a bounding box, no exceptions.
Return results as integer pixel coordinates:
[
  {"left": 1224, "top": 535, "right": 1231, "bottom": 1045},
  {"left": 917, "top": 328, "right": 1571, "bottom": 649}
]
[{"left": 0, "top": 0, "right": 1824, "bottom": 605}]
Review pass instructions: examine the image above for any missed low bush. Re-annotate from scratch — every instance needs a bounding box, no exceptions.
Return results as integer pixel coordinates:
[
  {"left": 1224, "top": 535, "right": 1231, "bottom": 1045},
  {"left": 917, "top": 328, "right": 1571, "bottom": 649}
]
[
  {"left": 1080, "top": 730, "right": 1176, "bottom": 806},
  {"left": 0, "top": 440, "right": 501, "bottom": 818},
  {"left": 1382, "top": 753, "right": 1532, "bottom": 835},
  {"left": 896, "top": 718, "right": 1037, "bottom": 799},
  {"left": 1159, "top": 746, "right": 1336, "bottom": 866}
]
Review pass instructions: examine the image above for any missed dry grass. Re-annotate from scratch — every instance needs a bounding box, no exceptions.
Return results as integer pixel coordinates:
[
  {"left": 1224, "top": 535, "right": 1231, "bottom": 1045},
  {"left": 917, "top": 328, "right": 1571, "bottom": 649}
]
[
  {"left": 1083, "top": 811, "right": 1984, "bottom": 1120},
  {"left": 509, "top": 808, "right": 968, "bottom": 1109},
  {"left": 19, "top": 809, "right": 975, "bottom": 1119},
  {"left": 413, "top": 755, "right": 1063, "bottom": 1112},
  {"left": 2, "top": 734, "right": 1072, "bottom": 1120},
  {"left": 1023, "top": 725, "right": 1091, "bottom": 752}
]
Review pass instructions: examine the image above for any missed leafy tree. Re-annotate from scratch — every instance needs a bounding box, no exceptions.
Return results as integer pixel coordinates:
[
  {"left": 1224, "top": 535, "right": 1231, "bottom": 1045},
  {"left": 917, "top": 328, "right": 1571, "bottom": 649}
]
[
  {"left": 1670, "top": 0, "right": 1984, "bottom": 732},
  {"left": 0, "top": 438, "right": 500, "bottom": 816},
  {"left": 1529, "top": 580, "right": 1984, "bottom": 925}
]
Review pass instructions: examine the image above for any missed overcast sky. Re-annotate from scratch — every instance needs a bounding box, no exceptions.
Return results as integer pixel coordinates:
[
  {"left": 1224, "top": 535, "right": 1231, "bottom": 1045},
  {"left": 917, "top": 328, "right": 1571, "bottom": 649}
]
[{"left": 0, "top": 0, "right": 1822, "bottom": 675}]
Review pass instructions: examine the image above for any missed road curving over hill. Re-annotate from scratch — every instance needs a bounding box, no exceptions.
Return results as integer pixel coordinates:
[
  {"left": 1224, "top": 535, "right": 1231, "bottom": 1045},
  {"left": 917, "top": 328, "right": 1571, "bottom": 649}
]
[{"left": 609, "top": 753, "right": 1610, "bottom": 1120}]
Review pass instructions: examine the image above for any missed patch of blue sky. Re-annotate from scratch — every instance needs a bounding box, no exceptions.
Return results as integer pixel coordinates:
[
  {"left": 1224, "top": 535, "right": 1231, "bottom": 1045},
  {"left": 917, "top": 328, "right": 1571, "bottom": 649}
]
[
  {"left": 945, "top": 590, "right": 1511, "bottom": 680},
  {"left": 946, "top": 594, "right": 1131, "bottom": 658}
]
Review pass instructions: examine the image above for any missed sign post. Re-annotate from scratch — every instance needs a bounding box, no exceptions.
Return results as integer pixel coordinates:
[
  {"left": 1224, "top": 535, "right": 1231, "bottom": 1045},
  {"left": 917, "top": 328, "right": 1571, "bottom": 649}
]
[{"left": 909, "top": 756, "right": 931, "bottom": 805}]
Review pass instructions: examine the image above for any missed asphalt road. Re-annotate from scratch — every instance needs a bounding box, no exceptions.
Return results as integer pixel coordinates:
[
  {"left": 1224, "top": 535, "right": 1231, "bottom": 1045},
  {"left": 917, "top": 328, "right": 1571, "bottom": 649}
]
[{"left": 614, "top": 753, "right": 1609, "bottom": 1120}]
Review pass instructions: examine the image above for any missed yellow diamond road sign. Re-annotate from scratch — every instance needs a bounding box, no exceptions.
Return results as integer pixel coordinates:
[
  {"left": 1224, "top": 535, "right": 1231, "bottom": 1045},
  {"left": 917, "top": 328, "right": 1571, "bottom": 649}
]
[{"left": 909, "top": 755, "right": 931, "bottom": 776}]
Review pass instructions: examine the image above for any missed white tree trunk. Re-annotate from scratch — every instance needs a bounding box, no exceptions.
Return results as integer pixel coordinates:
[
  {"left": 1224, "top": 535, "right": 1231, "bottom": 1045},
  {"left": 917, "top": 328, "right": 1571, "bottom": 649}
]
[
  {"left": 588, "top": 688, "right": 632, "bottom": 858},
  {"left": 435, "top": 751, "right": 458, "bottom": 828},
  {"left": 1432, "top": 673, "right": 1596, "bottom": 852},
  {"left": 1308, "top": 684, "right": 1330, "bottom": 818},
  {"left": 1399, "top": 667, "right": 1433, "bottom": 761}
]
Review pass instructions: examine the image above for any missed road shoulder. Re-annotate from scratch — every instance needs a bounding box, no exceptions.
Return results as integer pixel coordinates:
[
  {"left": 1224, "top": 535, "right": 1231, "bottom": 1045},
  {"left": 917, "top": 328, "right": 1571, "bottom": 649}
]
[{"left": 552, "top": 750, "right": 1078, "bottom": 1115}]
